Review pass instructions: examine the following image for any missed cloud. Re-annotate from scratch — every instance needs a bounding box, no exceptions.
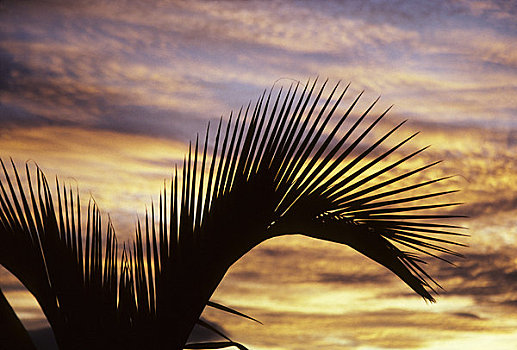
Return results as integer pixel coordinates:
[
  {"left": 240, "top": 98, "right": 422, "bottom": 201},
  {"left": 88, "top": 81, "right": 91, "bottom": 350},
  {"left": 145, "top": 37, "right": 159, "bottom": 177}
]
[
  {"left": 2, "top": 0, "right": 516, "bottom": 139},
  {"left": 1, "top": 1, "right": 517, "bottom": 349},
  {"left": 182, "top": 0, "right": 421, "bottom": 55},
  {"left": 458, "top": 0, "right": 517, "bottom": 28},
  {"left": 317, "top": 272, "right": 390, "bottom": 285},
  {"left": 382, "top": 249, "right": 517, "bottom": 314},
  {"left": 438, "top": 251, "right": 517, "bottom": 301},
  {"left": 202, "top": 302, "right": 508, "bottom": 350},
  {"left": 207, "top": 242, "right": 517, "bottom": 349},
  {"left": 0, "top": 51, "right": 216, "bottom": 140},
  {"left": 0, "top": 125, "right": 189, "bottom": 237},
  {"left": 451, "top": 311, "right": 483, "bottom": 319},
  {"left": 451, "top": 196, "right": 517, "bottom": 218}
]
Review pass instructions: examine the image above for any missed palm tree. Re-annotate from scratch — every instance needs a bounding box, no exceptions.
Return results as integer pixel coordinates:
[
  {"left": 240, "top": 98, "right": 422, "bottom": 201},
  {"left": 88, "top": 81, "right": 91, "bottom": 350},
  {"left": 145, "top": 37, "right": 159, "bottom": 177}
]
[{"left": 0, "top": 80, "right": 465, "bottom": 349}]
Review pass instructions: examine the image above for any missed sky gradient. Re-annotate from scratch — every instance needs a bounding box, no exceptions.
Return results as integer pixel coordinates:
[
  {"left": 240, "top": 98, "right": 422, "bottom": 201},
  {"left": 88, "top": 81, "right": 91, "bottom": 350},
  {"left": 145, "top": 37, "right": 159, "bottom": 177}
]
[{"left": 1, "top": 1, "right": 516, "bottom": 349}]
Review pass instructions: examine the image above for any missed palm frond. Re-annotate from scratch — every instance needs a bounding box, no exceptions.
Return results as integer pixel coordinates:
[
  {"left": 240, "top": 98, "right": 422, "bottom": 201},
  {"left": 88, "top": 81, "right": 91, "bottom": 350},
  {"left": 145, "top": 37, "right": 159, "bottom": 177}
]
[
  {"left": 206, "top": 301, "right": 262, "bottom": 324},
  {"left": 0, "top": 79, "right": 465, "bottom": 349},
  {"left": 175, "top": 80, "right": 465, "bottom": 302},
  {"left": 184, "top": 341, "right": 249, "bottom": 350}
]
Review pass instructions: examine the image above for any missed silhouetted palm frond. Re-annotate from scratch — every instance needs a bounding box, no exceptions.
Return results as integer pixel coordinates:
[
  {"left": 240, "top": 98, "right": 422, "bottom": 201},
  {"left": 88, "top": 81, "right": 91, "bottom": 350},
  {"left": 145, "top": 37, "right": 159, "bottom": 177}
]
[
  {"left": 0, "top": 79, "right": 465, "bottom": 349},
  {"left": 168, "top": 79, "right": 465, "bottom": 300},
  {"left": 0, "top": 160, "right": 249, "bottom": 349}
]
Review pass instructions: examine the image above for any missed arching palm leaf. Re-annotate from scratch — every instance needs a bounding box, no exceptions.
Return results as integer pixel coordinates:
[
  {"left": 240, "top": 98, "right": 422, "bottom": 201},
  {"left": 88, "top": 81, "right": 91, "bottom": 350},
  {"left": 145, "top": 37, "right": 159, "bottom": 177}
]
[{"left": 0, "top": 80, "right": 465, "bottom": 349}]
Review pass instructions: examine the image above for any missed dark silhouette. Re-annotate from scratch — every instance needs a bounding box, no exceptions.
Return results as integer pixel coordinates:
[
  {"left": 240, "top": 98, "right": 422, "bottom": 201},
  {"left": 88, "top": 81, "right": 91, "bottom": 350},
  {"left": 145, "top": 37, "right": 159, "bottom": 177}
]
[{"left": 0, "top": 80, "right": 465, "bottom": 349}]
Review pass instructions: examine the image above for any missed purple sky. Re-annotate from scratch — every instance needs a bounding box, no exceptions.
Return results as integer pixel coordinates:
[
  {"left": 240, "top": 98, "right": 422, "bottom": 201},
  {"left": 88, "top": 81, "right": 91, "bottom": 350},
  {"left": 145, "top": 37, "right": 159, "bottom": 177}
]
[{"left": 1, "top": 1, "right": 517, "bottom": 349}]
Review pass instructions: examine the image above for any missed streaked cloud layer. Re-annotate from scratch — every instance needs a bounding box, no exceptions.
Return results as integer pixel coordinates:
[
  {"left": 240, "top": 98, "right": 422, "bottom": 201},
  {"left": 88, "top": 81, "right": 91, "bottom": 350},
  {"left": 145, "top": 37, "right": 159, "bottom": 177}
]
[{"left": 1, "top": 0, "right": 516, "bottom": 349}]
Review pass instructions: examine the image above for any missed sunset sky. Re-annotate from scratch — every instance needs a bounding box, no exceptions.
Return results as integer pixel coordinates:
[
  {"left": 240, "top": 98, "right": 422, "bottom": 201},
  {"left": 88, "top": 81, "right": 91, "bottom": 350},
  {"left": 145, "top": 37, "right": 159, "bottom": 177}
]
[{"left": 1, "top": 0, "right": 517, "bottom": 349}]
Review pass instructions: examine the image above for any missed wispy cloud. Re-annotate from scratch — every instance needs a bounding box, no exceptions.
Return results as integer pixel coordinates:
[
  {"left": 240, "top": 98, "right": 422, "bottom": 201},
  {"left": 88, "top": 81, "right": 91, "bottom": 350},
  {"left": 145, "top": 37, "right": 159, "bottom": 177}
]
[
  {"left": 2, "top": 0, "right": 516, "bottom": 137},
  {"left": 1, "top": 0, "right": 517, "bottom": 349}
]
